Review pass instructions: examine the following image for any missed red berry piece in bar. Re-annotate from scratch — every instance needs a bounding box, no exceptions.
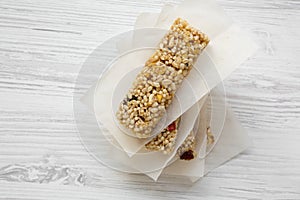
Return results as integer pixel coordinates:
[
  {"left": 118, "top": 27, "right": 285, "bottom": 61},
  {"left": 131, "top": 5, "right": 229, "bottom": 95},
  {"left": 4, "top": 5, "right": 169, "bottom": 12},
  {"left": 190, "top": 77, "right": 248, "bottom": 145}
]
[{"left": 167, "top": 121, "right": 176, "bottom": 131}]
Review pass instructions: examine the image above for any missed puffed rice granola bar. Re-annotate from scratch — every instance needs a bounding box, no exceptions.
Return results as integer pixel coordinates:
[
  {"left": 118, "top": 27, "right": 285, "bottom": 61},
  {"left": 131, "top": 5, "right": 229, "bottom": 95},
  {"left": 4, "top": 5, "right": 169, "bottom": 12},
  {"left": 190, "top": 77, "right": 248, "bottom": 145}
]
[
  {"left": 145, "top": 118, "right": 180, "bottom": 154},
  {"left": 116, "top": 18, "right": 209, "bottom": 137},
  {"left": 177, "top": 131, "right": 196, "bottom": 160}
]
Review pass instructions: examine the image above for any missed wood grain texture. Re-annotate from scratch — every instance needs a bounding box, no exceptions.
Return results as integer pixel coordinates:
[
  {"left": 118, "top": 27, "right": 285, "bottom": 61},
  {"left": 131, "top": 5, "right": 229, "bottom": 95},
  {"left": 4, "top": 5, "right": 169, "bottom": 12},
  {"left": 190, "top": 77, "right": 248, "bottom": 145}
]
[{"left": 0, "top": 0, "right": 299, "bottom": 199}]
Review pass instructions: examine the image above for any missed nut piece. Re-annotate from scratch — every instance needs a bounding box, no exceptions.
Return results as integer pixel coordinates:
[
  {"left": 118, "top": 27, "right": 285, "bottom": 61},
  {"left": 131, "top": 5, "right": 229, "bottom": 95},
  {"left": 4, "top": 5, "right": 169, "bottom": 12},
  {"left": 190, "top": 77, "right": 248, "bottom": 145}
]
[
  {"left": 207, "top": 126, "right": 215, "bottom": 145},
  {"left": 156, "top": 94, "right": 162, "bottom": 103}
]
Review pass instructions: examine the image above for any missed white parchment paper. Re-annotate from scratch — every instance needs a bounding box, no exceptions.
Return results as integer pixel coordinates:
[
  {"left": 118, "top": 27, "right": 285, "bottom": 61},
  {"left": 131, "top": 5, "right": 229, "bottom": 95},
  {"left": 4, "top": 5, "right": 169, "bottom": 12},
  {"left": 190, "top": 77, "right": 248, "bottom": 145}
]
[
  {"left": 106, "top": 0, "right": 258, "bottom": 155},
  {"left": 82, "top": 84, "right": 207, "bottom": 176},
  {"left": 161, "top": 105, "right": 251, "bottom": 183},
  {"left": 80, "top": 0, "right": 255, "bottom": 181}
]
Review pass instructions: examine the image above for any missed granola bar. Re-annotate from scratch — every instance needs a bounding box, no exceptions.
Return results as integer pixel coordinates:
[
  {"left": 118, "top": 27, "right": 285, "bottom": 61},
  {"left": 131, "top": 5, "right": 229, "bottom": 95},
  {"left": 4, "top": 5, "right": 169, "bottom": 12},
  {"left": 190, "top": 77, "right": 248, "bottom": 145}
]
[
  {"left": 116, "top": 18, "right": 210, "bottom": 138},
  {"left": 177, "top": 126, "right": 215, "bottom": 160},
  {"left": 145, "top": 118, "right": 180, "bottom": 154},
  {"left": 177, "top": 131, "right": 196, "bottom": 160}
]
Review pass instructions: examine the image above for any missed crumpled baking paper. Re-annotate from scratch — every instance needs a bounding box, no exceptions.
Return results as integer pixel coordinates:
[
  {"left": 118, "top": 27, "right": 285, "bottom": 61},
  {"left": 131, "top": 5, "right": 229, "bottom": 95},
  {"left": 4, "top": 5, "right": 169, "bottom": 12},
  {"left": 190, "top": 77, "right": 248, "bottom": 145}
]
[
  {"left": 109, "top": 0, "right": 257, "bottom": 156},
  {"left": 79, "top": 0, "right": 256, "bottom": 182}
]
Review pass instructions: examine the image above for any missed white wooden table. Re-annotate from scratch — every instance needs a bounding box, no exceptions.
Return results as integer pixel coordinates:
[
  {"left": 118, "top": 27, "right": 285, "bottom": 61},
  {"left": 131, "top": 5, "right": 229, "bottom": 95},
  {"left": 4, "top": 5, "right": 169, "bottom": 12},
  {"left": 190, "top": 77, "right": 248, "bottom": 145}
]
[{"left": 0, "top": 0, "right": 299, "bottom": 199}]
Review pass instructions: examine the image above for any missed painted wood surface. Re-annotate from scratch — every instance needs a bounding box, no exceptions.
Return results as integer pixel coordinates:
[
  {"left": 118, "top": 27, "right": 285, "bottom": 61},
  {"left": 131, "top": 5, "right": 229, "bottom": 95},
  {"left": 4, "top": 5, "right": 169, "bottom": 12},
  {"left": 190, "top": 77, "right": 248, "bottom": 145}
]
[{"left": 0, "top": 0, "right": 299, "bottom": 199}]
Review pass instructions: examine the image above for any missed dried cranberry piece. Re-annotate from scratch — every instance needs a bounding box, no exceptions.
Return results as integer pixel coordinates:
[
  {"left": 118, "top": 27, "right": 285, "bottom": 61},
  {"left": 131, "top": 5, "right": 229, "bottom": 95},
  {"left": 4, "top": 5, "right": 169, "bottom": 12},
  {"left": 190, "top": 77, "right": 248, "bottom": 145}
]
[
  {"left": 180, "top": 150, "right": 194, "bottom": 160},
  {"left": 167, "top": 121, "right": 176, "bottom": 131}
]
